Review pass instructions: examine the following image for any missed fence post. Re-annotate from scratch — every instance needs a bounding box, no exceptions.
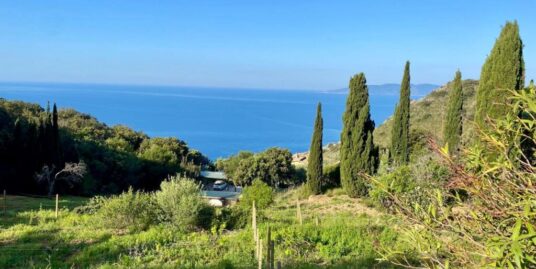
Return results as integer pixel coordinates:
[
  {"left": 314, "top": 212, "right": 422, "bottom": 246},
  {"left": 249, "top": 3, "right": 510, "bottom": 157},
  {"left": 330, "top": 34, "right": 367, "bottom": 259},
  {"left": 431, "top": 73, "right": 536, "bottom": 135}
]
[
  {"left": 55, "top": 194, "right": 59, "bottom": 218},
  {"left": 258, "top": 239, "right": 263, "bottom": 269},
  {"left": 270, "top": 239, "right": 275, "bottom": 269},
  {"left": 252, "top": 201, "right": 257, "bottom": 242},
  {"left": 277, "top": 261, "right": 282, "bottom": 269},
  {"left": 266, "top": 226, "right": 271, "bottom": 268},
  {"left": 296, "top": 200, "right": 302, "bottom": 225}
]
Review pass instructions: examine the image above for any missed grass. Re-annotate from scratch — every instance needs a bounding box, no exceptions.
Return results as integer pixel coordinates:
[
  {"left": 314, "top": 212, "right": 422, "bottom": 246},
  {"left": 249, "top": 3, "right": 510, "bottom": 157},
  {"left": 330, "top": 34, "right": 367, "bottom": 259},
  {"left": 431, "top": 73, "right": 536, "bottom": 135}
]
[{"left": 0, "top": 189, "right": 414, "bottom": 268}]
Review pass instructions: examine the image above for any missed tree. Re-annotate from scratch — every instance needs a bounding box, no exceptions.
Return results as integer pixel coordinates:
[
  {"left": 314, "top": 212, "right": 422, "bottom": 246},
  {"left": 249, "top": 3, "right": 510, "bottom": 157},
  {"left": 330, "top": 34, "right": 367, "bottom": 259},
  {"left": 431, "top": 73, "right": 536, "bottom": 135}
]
[
  {"left": 443, "top": 71, "right": 464, "bottom": 156},
  {"left": 340, "top": 73, "right": 378, "bottom": 197},
  {"left": 475, "top": 21, "right": 524, "bottom": 130},
  {"left": 52, "top": 103, "right": 62, "bottom": 166},
  {"left": 230, "top": 147, "right": 294, "bottom": 187},
  {"left": 390, "top": 61, "right": 411, "bottom": 165},
  {"left": 35, "top": 161, "right": 87, "bottom": 196},
  {"left": 307, "top": 103, "right": 323, "bottom": 194}
]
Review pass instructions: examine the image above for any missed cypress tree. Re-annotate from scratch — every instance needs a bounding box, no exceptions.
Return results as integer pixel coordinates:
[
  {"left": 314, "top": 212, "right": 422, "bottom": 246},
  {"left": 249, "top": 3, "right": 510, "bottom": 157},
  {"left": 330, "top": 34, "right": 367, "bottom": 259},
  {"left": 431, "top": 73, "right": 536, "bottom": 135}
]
[
  {"left": 443, "top": 70, "right": 463, "bottom": 156},
  {"left": 390, "top": 61, "right": 411, "bottom": 165},
  {"left": 340, "top": 73, "right": 378, "bottom": 197},
  {"left": 52, "top": 103, "right": 61, "bottom": 166},
  {"left": 307, "top": 102, "right": 323, "bottom": 195},
  {"left": 475, "top": 21, "right": 524, "bottom": 129}
]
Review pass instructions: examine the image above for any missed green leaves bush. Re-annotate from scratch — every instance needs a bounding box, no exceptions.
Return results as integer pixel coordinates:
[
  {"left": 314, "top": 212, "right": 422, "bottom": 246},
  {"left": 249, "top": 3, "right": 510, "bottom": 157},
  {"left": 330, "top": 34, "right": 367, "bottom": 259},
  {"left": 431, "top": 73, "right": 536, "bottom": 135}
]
[
  {"left": 240, "top": 178, "right": 273, "bottom": 210},
  {"left": 97, "top": 188, "right": 158, "bottom": 231},
  {"left": 154, "top": 175, "right": 207, "bottom": 231}
]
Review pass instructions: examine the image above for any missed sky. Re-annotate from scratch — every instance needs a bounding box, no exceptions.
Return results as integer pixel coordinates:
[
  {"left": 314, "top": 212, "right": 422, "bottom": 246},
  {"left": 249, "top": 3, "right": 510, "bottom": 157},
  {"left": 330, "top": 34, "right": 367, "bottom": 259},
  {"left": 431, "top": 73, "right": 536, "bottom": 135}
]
[{"left": 0, "top": 0, "right": 534, "bottom": 90}]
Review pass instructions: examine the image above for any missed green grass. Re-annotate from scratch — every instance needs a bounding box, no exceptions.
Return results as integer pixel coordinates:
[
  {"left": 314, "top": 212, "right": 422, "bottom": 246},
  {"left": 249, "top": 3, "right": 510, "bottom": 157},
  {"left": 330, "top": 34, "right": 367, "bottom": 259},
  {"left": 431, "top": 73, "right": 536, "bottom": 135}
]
[{"left": 0, "top": 190, "right": 414, "bottom": 268}]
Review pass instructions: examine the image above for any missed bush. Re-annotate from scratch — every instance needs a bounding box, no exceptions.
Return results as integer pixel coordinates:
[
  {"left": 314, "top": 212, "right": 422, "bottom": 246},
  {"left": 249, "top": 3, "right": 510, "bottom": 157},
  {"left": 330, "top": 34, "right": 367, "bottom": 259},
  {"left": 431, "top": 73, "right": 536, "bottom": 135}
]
[
  {"left": 323, "top": 163, "right": 340, "bottom": 190},
  {"left": 239, "top": 179, "right": 273, "bottom": 210},
  {"left": 154, "top": 175, "right": 206, "bottom": 231},
  {"left": 96, "top": 188, "right": 158, "bottom": 231},
  {"left": 369, "top": 166, "right": 413, "bottom": 209}
]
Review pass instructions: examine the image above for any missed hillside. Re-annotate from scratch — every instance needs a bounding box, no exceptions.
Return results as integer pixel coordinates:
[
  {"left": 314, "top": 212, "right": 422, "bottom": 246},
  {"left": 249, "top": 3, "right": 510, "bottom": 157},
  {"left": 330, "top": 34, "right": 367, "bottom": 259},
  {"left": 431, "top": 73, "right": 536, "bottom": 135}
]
[
  {"left": 0, "top": 99, "right": 208, "bottom": 195},
  {"left": 373, "top": 79, "right": 479, "bottom": 149},
  {"left": 293, "top": 79, "right": 479, "bottom": 166}
]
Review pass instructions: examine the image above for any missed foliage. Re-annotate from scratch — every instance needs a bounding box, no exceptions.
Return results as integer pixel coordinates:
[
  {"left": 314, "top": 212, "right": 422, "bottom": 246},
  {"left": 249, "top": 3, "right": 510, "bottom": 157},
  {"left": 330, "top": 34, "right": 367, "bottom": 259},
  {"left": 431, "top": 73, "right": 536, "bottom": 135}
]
[
  {"left": 220, "top": 147, "right": 294, "bottom": 187},
  {"left": 307, "top": 103, "right": 323, "bottom": 195},
  {"left": 475, "top": 21, "right": 525, "bottom": 132},
  {"left": 443, "top": 70, "right": 464, "bottom": 155},
  {"left": 380, "top": 88, "right": 536, "bottom": 268},
  {"left": 369, "top": 166, "right": 413, "bottom": 209},
  {"left": 390, "top": 61, "right": 411, "bottom": 165},
  {"left": 340, "top": 73, "right": 378, "bottom": 197},
  {"left": 215, "top": 151, "right": 254, "bottom": 183},
  {"left": 96, "top": 188, "right": 158, "bottom": 231},
  {"left": 0, "top": 99, "right": 209, "bottom": 195},
  {"left": 154, "top": 175, "right": 206, "bottom": 231},
  {"left": 323, "top": 162, "right": 340, "bottom": 190},
  {"left": 240, "top": 178, "right": 273, "bottom": 210}
]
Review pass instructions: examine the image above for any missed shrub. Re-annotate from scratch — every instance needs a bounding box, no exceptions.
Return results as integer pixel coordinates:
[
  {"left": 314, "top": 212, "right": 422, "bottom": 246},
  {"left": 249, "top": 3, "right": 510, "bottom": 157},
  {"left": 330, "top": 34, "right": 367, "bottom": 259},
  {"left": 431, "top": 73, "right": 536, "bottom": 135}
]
[
  {"left": 96, "top": 188, "right": 158, "bottom": 231},
  {"left": 154, "top": 175, "right": 206, "bottom": 231},
  {"left": 369, "top": 166, "right": 413, "bottom": 209},
  {"left": 323, "top": 163, "right": 340, "bottom": 190},
  {"left": 239, "top": 179, "right": 273, "bottom": 210}
]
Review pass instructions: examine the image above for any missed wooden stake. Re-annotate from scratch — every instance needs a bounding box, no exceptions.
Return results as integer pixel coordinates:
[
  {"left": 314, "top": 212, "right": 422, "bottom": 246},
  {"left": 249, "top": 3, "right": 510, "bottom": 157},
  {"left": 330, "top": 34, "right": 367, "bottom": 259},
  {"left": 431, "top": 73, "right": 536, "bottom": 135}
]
[
  {"left": 258, "top": 239, "right": 263, "bottom": 269},
  {"left": 296, "top": 200, "right": 302, "bottom": 225},
  {"left": 55, "top": 194, "right": 59, "bottom": 218},
  {"left": 252, "top": 201, "right": 257, "bottom": 242},
  {"left": 270, "top": 240, "right": 275, "bottom": 269},
  {"left": 277, "top": 261, "right": 282, "bottom": 269},
  {"left": 315, "top": 216, "right": 319, "bottom": 226},
  {"left": 266, "top": 226, "right": 271, "bottom": 268}
]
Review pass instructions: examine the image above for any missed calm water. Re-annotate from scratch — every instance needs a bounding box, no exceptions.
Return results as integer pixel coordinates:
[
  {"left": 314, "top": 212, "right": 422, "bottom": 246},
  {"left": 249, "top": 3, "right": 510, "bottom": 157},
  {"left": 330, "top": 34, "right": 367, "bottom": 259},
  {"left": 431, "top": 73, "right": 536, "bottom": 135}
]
[{"left": 0, "top": 82, "right": 436, "bottom": 159}]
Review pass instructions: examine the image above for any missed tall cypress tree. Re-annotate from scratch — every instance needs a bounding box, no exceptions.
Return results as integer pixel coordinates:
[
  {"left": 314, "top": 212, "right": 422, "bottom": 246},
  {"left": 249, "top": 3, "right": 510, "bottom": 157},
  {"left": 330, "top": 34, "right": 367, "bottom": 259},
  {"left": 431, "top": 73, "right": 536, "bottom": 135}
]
[
  {"left": 443, "top": 70, "right": 463, "bottom": 156},
  {"left": 52, "top": 103, "right": 61, "bottom": 166},
  {"left": 307, "top": 103, "right": 323, "bottom": 195},
  {"left": 390, "top": 61, "right": 411, "bottom": 165},
  {"left": 475, "top": 21, "right": 524, "bottom": 129},
  {"left": 340, "top": 73, "right": 378, "bottom": 197}
]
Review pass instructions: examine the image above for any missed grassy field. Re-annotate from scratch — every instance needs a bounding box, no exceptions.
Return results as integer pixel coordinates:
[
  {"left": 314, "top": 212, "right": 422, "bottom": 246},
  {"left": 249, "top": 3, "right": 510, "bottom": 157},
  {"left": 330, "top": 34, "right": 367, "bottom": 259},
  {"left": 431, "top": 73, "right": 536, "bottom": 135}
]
[{"left": 0, "top": 189, "right": 412, "bottom": 268}]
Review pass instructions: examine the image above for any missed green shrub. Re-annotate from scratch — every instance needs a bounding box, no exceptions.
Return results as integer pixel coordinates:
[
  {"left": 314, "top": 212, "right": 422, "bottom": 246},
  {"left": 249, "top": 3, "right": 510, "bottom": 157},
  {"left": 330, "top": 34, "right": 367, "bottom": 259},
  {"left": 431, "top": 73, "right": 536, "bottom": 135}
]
[
  {"left": 96, "top": 188, "right": 158, "bottom": 231},
  {"left": 154, "top": 175, "right": 206, "bottom": 231},
  {"left": 239, "top": 178, "right": 273, "bottom": 210},
  {"left": 322, "top": 163, "right": 340, "bottom": 190},
  {"left": 369, "top": 166, "right": 413, "bottom": 209}
]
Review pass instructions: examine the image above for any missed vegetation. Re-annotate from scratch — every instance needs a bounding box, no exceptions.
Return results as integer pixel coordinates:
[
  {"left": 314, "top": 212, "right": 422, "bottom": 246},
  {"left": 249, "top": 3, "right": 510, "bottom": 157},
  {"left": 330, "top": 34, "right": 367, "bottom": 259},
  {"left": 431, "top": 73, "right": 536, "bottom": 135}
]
[
  {"left": 443, "top": 70, "right": 464, "bottom": 155},
  {"left": 1, "top": 20, "right": 535, "bottom": 269},
  {"left": 0, "top": 100, "right": 209, "bottom": 195},
  {"left": 216, "top": 147, "right": 295, "bottom": 187},
  {"left": 475, "top": 21, "right": 525, "bottom": 132},
  {"left": 154, "top": 175, "right": 207, "bottom": 231},
  {"left": 307, "top": 103, "right": 323, "bottom": 195},
  {"left": 390, "top": 61, "right": 411, "bottom": 165},
  {"left": 240, "top": 178, "right": 274, "bottom": 210},
  {"left": 340, "top": 73, "right": 378, "bottom": 197},
  {"left": 0, "top": 187, "right": 414, "bottom": 268}
]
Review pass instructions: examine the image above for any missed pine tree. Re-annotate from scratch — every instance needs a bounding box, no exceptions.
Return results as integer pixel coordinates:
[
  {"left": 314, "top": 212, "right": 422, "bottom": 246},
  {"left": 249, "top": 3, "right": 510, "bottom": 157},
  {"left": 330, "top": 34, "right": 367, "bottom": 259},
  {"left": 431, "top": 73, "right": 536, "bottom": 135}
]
[
  {"left": 390, "top": 61, "right": 411, "bottom": 165},
  {"left": 443, "top": 70, "right": 463, "bottom": 156},
  {"left": 307, "top": 103, "right": 323, "bottom": 195},
  {"left": 475, "top": 21, "right": 524, "bottom": 129},
  {"left": 340, "top": 73, "right": 378, "bottom": 197}
]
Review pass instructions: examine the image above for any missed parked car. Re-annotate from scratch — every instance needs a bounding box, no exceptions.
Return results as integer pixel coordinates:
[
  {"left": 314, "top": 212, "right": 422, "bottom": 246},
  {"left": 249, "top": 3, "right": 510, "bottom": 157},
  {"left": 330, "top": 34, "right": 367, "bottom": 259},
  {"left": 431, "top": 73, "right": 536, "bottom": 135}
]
[{"left": 213, "top": 180, "right": 228, "bottom": 191}]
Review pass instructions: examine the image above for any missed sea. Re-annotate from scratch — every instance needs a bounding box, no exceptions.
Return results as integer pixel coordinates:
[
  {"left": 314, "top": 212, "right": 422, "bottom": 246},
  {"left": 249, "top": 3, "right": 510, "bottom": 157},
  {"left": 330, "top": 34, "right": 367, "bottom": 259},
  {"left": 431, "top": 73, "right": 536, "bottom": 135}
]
[{"left": 0, "top": 82, "right": 438, "bottom": 160}]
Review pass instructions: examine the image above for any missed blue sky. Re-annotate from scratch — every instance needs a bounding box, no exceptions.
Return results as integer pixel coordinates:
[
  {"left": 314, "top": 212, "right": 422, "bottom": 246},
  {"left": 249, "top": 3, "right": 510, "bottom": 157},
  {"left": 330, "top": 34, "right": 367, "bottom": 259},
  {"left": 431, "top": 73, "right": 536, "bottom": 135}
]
[{"left": 0, "top": 0, "right": 534, "bottom": 90}]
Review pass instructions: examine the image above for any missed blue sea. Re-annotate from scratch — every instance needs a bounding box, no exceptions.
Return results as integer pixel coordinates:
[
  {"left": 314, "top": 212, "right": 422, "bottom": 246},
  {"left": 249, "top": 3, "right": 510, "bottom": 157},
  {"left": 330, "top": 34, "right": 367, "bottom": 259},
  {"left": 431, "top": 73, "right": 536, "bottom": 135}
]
[{"left": 0, "top": 82, "right": 438, "bottom": 159}]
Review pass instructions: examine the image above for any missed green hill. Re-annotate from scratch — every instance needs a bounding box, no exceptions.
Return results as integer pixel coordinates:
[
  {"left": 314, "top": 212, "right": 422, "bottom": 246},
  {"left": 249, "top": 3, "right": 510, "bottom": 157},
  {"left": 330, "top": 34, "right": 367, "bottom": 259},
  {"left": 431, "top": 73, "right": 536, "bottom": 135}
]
[
  {"left": 373, "top": 79, "right": 479, "bottom": 149},
  {"left": 293, "top": 79, "right": 479, "bottom": 166}
]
